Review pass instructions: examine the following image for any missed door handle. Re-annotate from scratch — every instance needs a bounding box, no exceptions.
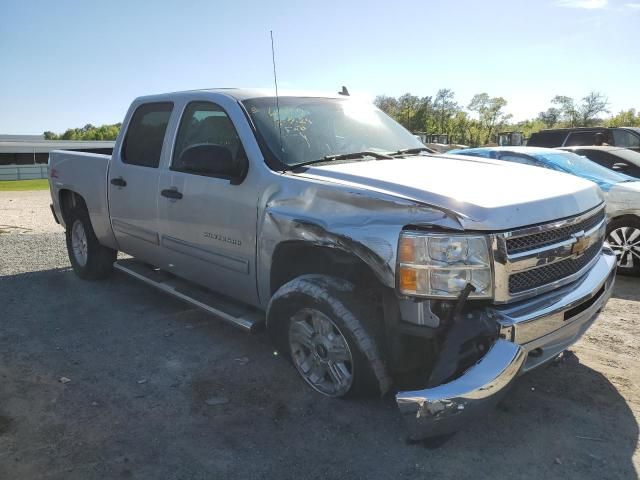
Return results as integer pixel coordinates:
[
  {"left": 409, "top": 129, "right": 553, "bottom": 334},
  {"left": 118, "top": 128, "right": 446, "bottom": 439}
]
[
  {"left": 161, "top": 188, "right": 183, "bottom": 200},
  {"left": 110, "top": 177, "right": 127, "bottom": 187}
]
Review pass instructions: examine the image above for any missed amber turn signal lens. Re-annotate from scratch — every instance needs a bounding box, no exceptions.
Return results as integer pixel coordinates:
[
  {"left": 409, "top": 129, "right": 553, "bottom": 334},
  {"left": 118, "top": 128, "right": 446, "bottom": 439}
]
[
  {"left": 398, "top": 237, "right": 415, "bottom": 263},
  {"left": 398, "top": 266, "right": 417, "bottom": 292}
]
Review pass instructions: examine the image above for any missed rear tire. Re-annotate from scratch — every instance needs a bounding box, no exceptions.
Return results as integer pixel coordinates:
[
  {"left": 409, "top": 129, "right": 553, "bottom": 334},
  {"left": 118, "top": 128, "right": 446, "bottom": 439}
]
[
  {"left": 65, "top": 206, "right": 117, "bottom": 280},
  {"left": 606, "top": 216, "right": 640, "bottom": 276},
  {"left": 267, "top": 275, "right": 388, "bottom": 398}
]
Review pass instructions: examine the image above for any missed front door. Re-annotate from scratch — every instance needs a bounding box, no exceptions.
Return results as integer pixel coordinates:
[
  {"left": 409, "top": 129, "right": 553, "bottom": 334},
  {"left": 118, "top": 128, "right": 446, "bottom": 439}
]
[
  {"left": 158, "top": 100, "right": 259, "bottom": 305},
  {"left": 108, "top": 102, "right": 174, "bottom": 266}
]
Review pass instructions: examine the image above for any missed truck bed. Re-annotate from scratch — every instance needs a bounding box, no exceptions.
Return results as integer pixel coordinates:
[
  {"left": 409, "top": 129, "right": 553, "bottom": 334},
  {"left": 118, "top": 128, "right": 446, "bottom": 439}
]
[{"left": 48, "top": 150, "right": 116, "bottom": 248}]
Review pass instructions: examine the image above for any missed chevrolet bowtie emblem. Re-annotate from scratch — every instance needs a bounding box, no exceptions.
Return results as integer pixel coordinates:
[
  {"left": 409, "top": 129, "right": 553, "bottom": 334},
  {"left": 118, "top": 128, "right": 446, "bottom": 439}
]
[{"left": 571, "top": 232, "right": 589, "bottom": 256}]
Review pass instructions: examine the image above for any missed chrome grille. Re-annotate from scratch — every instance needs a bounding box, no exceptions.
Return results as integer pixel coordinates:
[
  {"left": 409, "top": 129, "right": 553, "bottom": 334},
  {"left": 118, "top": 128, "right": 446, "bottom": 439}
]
[
  {"left": 506, "top": 208, "right": 605, "bottom": 255},
  {"left": 492, "top": 206, "right": 606, "bottom": 303},
  {"left": 509, "top": 242, "right": 601, "bottom": 294}
]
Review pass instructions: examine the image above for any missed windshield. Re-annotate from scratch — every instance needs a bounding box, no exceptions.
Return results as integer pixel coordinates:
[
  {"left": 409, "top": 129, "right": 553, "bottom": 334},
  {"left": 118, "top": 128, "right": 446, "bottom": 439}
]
[
  {"left": 531, "top": 151, "right": 634, "bottom": 188},
  {"left": 242, "top": 97, "right": 424, "bottom": 168}
]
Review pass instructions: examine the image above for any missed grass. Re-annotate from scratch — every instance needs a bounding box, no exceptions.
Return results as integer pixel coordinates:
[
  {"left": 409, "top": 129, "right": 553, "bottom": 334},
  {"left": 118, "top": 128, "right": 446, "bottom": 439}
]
[{"left": 0, "top": 179, "right": 49, "bottom": 191}]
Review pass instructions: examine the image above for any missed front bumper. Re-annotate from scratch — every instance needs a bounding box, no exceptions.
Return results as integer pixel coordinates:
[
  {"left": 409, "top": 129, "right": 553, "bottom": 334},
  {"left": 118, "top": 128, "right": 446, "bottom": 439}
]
[{"left": 396, "top": 248, "right": 617, "bottom": 439}]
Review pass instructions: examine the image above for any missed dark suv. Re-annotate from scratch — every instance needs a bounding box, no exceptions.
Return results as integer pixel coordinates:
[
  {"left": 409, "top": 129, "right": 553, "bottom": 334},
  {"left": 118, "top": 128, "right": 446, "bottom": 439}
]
[{"left": 528, "top": 127, "right": 640, "bottom": 152}]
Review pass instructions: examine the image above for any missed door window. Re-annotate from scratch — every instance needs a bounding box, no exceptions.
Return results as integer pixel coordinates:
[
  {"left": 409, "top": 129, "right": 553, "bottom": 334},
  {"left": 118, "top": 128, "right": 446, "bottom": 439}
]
[
  {"left": 122, "top": 102, "right": 173, "bottom": 168},
  {"left": 575, "top": 149, "right": 616, "bottom": 169},
  {"left": 564, "top": 131, "right": 601, "bottom": 146},
  {"left": 172, "top": 101, "right": 243, "bottom": 174},
  {"left": 612, "top": 130, "right": 640, "bottom": 149}
]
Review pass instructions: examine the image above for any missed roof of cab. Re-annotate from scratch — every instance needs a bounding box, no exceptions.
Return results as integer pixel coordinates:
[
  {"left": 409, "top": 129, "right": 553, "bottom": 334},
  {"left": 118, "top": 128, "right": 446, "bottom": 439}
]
[{"left": 133, "top": 88, "right": 349, "bottom": 104}]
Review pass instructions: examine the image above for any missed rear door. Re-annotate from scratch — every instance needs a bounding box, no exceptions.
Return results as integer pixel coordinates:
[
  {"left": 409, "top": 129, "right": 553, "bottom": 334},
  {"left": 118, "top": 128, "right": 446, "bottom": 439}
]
[
  {"left": 612, "top": 129, "right": 640, "bottom": 153},
  {"left": 108, "top": 102, "right": 174, "bottom": 266},
  {"left": 157, "top": 97, "right": 259, "bottom": 305},
  {"left": 563, "top": 130, "right": 600, "bottom": 146}
]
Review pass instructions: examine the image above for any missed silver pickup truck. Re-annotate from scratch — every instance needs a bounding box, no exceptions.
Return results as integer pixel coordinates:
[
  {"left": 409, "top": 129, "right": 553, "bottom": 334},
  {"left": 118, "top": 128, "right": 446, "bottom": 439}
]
[{"left": 49, "top": 89, "right": 617, "bottom": 440}]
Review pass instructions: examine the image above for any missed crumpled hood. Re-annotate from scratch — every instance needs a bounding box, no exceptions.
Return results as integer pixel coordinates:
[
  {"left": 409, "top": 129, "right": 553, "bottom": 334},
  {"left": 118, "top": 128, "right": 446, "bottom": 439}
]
[
  {"left": 294, "top": 155, "right": 604, "bottom": 230},
  {"left": 603, "top": 181, "right": 640, "bottom": 215}
]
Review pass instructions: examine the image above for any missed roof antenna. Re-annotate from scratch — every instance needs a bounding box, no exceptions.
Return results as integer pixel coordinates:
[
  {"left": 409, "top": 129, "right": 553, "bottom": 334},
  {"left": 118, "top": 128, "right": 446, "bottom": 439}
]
[
  {"left": 338, "top": 86, "right": 350, "bottom": 96},
  {"left": 270, "top": 30, "right": 284, "bottom": 157}
]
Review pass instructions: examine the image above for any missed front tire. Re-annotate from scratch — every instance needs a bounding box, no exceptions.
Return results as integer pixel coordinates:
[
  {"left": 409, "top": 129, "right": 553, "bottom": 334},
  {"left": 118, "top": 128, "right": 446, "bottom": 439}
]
[
  {"left": 606, "top": 216, "right": 640, "bottom": 276},
  {"left": 65, "top": 206, "right": 117, "bottom": 280},
  {"left": 267, "top": 275, "right": 388, "bottom": 398}
]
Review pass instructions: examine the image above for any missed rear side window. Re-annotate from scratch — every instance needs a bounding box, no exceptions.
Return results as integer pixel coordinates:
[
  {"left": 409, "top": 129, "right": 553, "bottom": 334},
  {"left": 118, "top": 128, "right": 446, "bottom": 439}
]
[
  {"left": 574, "top": 149, "right": 616, "bottom": 168},
  {"left": 564, "top": 131, "right": 601, "bottom": 146},
  {"left": 122, "top": 102, "right": 173, "bottom": 167},
  {"left": 612, "top": 130, "right": 640, "bottom": 149},
  {"left": 527, "top": 130, "right": 567, "bottom": 147}
]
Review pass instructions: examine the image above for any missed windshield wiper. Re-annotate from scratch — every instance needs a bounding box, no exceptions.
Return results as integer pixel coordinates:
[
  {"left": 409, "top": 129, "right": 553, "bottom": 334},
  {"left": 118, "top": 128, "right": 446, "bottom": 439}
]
[
  {"left": 291, "top": 151, "right": 393, "bottom": 169},
  {"left": 388, "top": 147, "right": 436, "bottom": 156}
]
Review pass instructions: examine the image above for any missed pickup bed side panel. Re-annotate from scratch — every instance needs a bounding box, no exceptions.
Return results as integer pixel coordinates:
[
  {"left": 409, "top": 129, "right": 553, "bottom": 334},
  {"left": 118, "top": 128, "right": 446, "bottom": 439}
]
[
  {"left": 49, "top": 150, "right": 118, "bottom": 250},
  {"left": 256, "top": 173, "right": 463, "bottom": 308}
]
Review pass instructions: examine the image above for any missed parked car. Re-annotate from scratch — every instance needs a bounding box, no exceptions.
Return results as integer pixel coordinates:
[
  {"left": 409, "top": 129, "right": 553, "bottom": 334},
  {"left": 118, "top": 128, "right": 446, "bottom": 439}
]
[
  {"left": 559, "top": 146, "right": 640, "bottom": 179},
  {"left": 49, "top": 89, "right": 616, "bottom": 440},
  {"left": 448, "top": 146, "right": 640, "bottom": 275},
  {"left": 528, "top": 127, "right": 640, "bottom": 153}
]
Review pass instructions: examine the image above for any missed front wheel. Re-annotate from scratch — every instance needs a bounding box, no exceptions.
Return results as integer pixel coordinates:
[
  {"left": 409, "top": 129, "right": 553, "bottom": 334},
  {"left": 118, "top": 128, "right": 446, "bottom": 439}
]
[
  {"left": 65, "top": 206, "right": 117, "bottom": 280},
  {"left": 606, "top": 217, "right": 640, "bottom": 276},
  {"left": 267, "top": 275, "right": 389, "bottom": 398}
]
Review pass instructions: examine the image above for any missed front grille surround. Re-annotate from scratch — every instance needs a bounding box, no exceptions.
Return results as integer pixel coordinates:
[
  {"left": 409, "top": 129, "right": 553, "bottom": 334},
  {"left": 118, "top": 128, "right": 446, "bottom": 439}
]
[
  {"left": 506, "top": 208, "right": 605, "bottom": 255},
  {"left": 508, "top": 242, "right": 601, "bottom": 294},
  {"left": 492, "top": 205, "right": 606, "bottom": 303}
]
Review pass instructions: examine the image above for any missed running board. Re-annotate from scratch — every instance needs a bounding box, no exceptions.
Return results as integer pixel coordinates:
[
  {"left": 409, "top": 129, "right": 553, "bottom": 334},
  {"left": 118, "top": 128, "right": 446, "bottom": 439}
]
[{"left": 113, "top": 259, "right": 264, "bottom": 332}]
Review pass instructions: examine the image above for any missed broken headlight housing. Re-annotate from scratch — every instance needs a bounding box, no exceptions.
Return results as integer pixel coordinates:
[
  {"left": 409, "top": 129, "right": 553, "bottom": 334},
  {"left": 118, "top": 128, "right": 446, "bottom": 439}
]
[{"left": 397, "top": 231, "right": 493, "bottom": 299}]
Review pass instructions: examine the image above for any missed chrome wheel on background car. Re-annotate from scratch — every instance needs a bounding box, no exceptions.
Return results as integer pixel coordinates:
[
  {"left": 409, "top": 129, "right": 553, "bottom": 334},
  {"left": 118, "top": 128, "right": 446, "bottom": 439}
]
[
  {"left": 288, "top": 308, "right": 354, "bottom": 397},
  {"left": 607, "top": 226, "right": 640, "bottom": 272},
  {"left": 71, "top": 219, "right": 89, "bottom": 267}
]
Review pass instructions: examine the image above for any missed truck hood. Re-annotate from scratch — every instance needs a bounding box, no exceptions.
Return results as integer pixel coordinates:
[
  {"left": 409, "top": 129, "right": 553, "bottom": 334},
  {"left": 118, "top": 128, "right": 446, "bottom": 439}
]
[{"left": 294, "top": 155, "right": 604, "bottom": 231}]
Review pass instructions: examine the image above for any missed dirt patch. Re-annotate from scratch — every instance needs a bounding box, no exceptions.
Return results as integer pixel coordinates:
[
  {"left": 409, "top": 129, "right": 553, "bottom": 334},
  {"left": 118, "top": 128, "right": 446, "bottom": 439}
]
[{"left": 0, "top": 415, "right": 13, "bottom": 435}]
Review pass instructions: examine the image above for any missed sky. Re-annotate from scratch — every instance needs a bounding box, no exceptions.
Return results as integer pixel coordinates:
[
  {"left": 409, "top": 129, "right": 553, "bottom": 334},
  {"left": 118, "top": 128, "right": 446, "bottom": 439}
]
[{"left": 1, "top": 0, "right": 639, "bottom": 134}]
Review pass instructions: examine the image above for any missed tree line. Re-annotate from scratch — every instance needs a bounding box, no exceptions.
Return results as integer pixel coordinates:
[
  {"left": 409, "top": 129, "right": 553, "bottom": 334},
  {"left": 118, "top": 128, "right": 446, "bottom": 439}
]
[
  {"left": 44, "top": 123, "right": 121, "bottom": 141},
  {"left": 43, "top": 91, "right": 640, "bottom": 146},
  {"left": 375, "top": 90, "right": 640, "bottom": 146}
]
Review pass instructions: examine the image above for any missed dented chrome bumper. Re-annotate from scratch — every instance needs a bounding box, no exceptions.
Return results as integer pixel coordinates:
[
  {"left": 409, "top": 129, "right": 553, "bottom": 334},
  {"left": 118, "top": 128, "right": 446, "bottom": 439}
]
[{"left": 396, "top": 248, "right": 617, "bottom": 440}]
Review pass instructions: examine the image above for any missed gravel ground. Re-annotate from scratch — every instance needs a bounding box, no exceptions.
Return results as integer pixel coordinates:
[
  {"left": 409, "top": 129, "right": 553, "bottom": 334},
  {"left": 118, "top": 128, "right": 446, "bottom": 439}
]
[{"left": 0, "top": 191, "right": 638, "bottom": 479}]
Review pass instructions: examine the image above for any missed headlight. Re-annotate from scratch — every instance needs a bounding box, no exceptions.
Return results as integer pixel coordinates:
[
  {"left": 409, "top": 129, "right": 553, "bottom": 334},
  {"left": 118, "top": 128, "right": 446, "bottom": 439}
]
[{"left": 397, "top": 232, "right": 493, "bottom": 299}]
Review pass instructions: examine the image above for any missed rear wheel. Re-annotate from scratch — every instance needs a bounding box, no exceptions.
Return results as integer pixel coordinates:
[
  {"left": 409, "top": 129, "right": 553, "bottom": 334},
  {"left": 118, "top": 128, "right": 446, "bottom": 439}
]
[
  {"left": 65, "top": 205, "right": 117, "bottom": 280},
  {"left": 607, "top": 217, "right": 640, "bottom": 276}
]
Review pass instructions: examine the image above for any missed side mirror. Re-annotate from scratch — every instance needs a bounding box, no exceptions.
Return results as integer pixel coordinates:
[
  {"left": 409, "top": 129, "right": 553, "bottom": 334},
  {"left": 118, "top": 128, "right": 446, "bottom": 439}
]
[{"left": 178, "top": 144, "right": 246, "bottom": 181}]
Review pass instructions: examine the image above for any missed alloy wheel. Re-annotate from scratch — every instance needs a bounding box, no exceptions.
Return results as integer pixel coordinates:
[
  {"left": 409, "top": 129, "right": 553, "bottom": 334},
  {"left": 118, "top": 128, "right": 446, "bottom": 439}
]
[
  {"left": 608, "top": 226, "right": 640, "bottom": 269},
  {"left": 288, "top": 308, "right": 354, "bottom": 397},
  {"left": 71, "top": 220, "right": 89, "bottom": 267}
]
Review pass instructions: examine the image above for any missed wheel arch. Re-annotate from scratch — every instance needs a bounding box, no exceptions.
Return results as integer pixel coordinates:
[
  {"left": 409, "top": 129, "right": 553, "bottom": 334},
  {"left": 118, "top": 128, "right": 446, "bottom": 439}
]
[
  {"left": 58, "top": 189, "right": 87, "bottom": 225},
  {"left": 58, "top": 188, "right": 118, "bottom": 250},
  {"left": 606, "top": 213, "right": 640, "bottom": 229},
  {"left": 269, "top": 240, "right": 388, "bottom": 297}
]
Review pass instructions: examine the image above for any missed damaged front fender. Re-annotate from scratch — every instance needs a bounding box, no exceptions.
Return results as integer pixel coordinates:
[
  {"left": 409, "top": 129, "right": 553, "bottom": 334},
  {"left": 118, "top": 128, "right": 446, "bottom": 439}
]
[{"left": 256, "top": 176, "right": 463, "bottom": 306}]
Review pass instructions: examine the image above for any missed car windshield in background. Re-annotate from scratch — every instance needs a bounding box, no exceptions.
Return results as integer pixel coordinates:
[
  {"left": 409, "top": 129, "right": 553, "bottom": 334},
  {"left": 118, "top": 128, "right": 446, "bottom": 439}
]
[
  {"left": 242, "top": 97, "right": 424, "bottom": 168},
  {"left": 533, "top": 151, "right": 635, "bottom": 186}
]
